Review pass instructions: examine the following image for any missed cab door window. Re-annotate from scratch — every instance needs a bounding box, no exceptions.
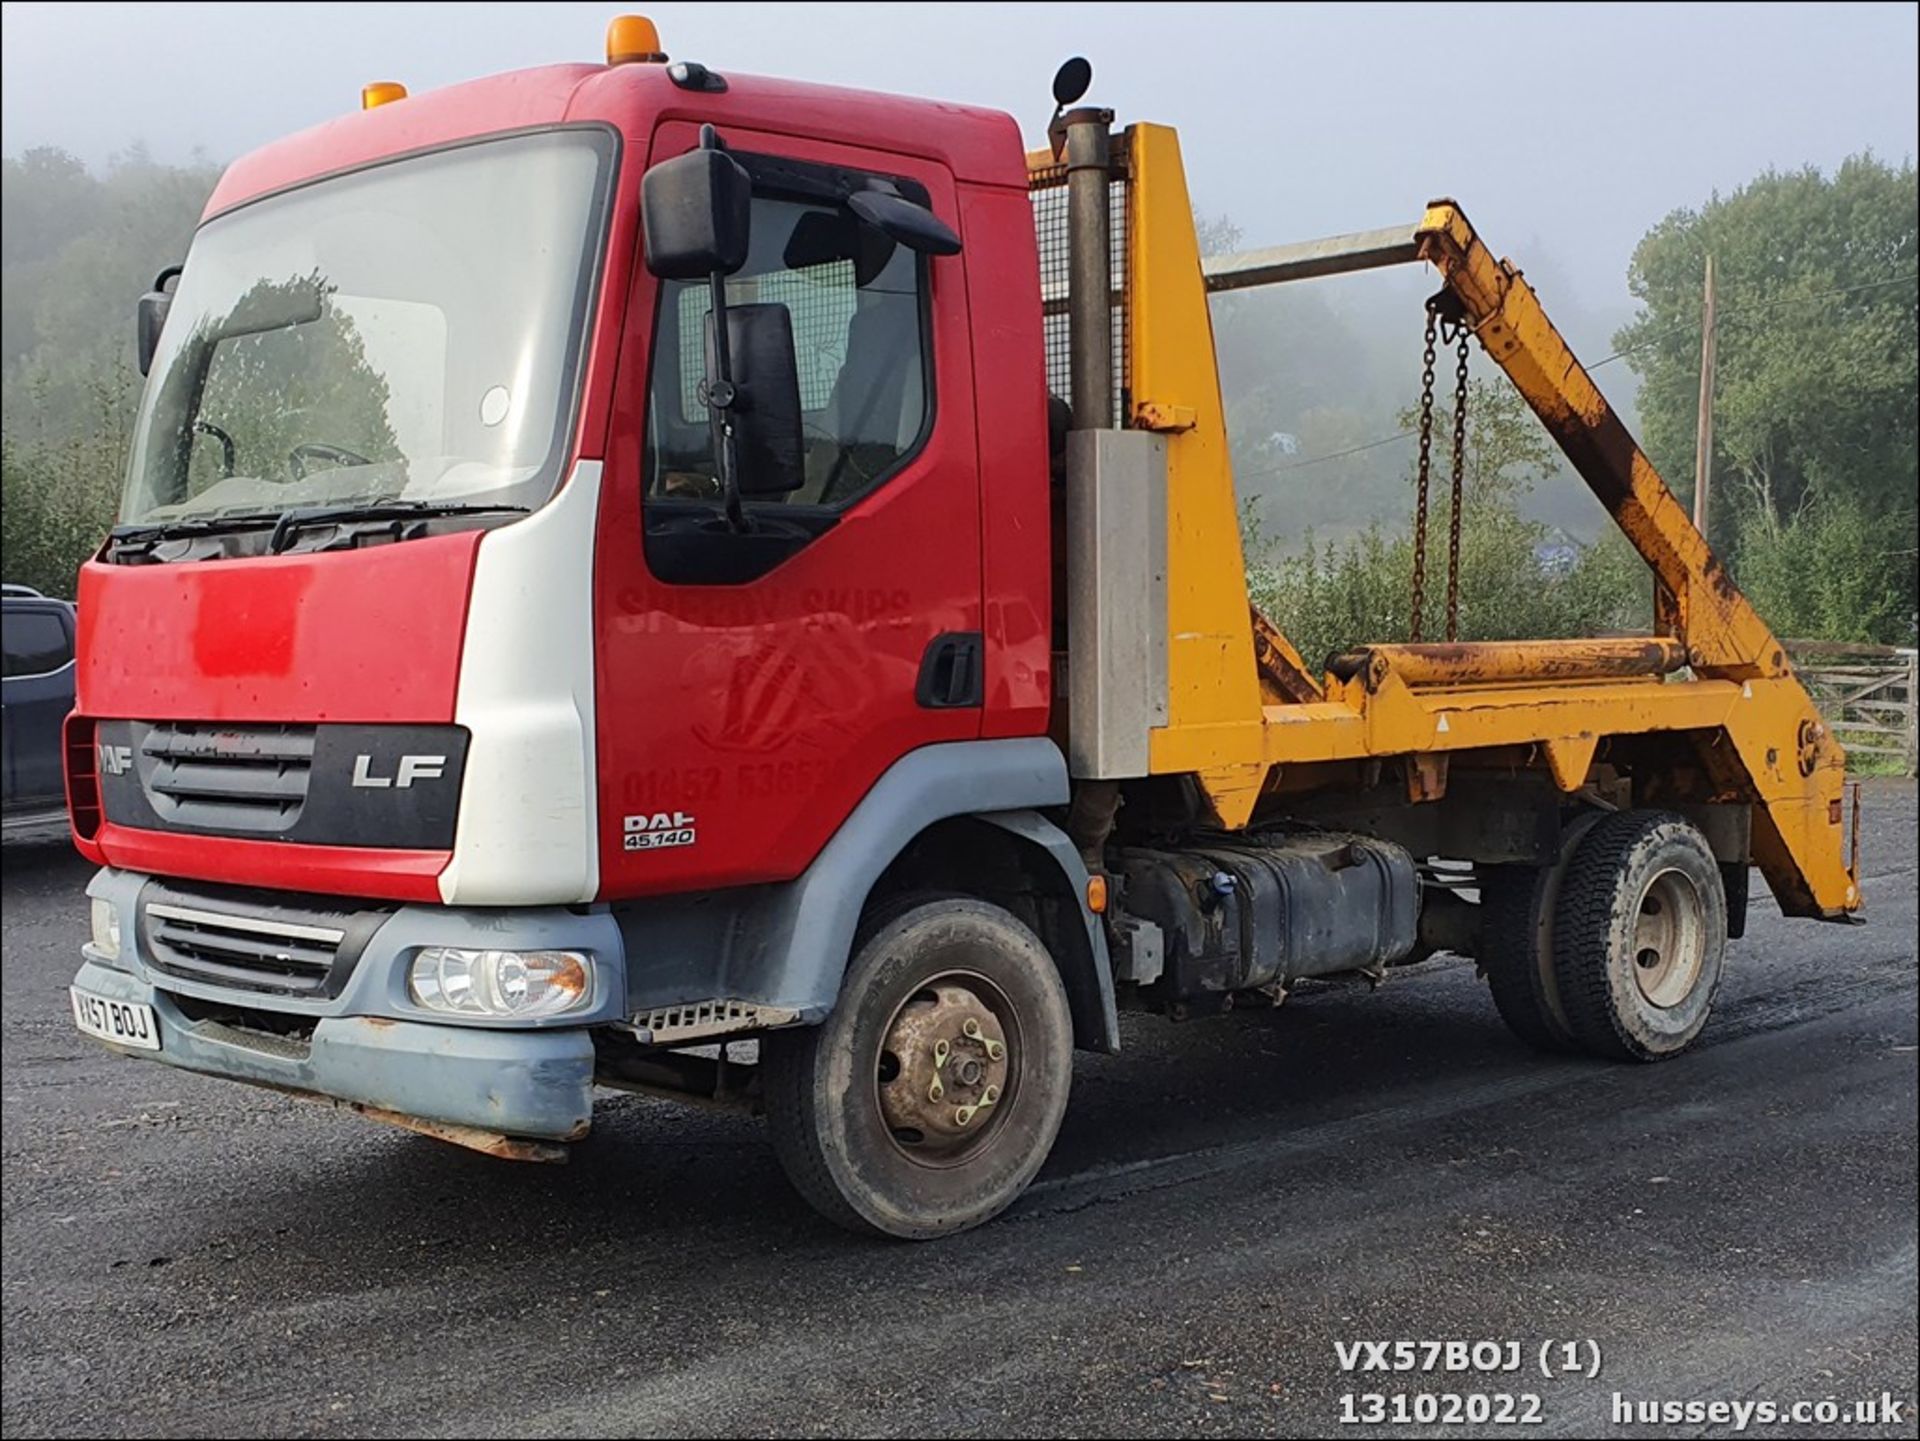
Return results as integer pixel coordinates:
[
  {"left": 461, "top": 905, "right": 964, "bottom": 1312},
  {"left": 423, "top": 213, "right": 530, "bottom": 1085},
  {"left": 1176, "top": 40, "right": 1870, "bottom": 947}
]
[{"left": 642, "top": 160, "right": 933, "bottom": 583}]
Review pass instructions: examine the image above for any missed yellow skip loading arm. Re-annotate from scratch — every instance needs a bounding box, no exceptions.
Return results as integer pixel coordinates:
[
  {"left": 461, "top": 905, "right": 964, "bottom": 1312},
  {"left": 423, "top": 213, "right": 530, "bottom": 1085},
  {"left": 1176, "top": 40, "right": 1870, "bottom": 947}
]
[{"left": 1117, "top": 124, "right": 1858, "bottom": 919}]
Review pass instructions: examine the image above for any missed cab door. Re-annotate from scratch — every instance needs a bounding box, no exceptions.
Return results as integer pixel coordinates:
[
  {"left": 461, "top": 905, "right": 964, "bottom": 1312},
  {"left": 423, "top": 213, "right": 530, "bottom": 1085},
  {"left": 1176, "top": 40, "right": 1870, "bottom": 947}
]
[{"left": 593, "top": 124, "right": 982, "bottom": 898}]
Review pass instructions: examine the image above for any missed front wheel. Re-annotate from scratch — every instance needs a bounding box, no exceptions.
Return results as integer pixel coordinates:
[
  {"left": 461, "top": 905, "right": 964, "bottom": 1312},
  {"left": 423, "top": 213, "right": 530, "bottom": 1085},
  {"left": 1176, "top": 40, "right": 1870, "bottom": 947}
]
[{"left": 761, "top": 896, "right": 1074, "bottom": 1239}]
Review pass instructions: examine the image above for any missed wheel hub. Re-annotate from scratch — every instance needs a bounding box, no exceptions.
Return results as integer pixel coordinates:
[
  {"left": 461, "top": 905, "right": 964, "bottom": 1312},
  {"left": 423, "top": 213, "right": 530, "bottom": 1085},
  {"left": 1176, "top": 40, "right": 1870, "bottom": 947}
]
[
  {"left": 1631, "top": 867, "right": 1706, "bottom": 1009},
  {"left": 877, "top": 982, "right": 1011, "bottom": 1156}
]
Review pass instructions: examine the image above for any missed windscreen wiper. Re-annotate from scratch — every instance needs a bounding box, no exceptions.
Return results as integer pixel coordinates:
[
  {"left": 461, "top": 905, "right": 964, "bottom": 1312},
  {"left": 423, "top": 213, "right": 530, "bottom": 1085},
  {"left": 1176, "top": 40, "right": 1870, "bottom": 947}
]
[
  {"left": 267, "top": 501, "right": 530, "bottom": 553},
  {"left": 110, "top": 509, "right": 283, "bottom": 545}
]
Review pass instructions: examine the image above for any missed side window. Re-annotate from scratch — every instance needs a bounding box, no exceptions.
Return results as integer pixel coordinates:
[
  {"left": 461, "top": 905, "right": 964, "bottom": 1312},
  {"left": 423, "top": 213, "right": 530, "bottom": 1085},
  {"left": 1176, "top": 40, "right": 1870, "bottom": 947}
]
[
  {"left": 2, "top": 608, "right": 73, "bottom": 678},
  {"left": 645, "top": 190, "right": 929, "bottom": 512}
]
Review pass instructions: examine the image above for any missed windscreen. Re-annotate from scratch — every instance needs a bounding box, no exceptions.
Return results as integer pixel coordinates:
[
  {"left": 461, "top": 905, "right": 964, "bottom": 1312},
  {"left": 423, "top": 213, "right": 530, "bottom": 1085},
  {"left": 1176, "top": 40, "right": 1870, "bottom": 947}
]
[{"left": 121, "top": 129, "right": 613, "bottom": 526}]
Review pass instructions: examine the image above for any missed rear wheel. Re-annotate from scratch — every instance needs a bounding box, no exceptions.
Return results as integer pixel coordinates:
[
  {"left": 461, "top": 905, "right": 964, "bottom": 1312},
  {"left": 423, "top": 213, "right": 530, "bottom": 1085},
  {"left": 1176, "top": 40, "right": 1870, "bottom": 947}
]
[
  {"left": 1478, "top": 813, "right": 1602, "bottom": 1052},
  {"left": 761, "top": 896, "right": 1074, "bottom": 1239},
  {"left": 1551, "top": 810, "right": 1726, "bottom": 1061},
  {"left": 1480, "top": 866, "right": 1576, "bottom": 1052}
]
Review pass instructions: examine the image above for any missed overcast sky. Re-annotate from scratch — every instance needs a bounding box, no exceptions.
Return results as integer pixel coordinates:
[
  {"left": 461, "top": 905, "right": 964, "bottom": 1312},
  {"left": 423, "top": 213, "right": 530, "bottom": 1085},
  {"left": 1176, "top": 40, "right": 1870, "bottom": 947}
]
[{"left": 2, "top": 1, "right": 1914, "bottom": 310}]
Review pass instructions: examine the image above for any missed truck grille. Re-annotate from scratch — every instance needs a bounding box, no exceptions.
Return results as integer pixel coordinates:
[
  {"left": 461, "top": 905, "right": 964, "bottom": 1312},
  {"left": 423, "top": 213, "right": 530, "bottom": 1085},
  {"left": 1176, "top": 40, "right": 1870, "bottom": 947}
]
[
  {"left": 140, "top": 722, "right": 315, "bottom": 831},
  {"left": 140, "top": 883, "right": 379, "bottom": 999}
]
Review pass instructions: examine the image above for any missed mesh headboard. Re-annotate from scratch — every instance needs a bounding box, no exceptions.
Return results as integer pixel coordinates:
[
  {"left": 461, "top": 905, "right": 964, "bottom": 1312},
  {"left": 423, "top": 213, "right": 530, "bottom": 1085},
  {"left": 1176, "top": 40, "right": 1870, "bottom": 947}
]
[{"left": 1028, "top": 145, "right": 1131, "bottom": 429}]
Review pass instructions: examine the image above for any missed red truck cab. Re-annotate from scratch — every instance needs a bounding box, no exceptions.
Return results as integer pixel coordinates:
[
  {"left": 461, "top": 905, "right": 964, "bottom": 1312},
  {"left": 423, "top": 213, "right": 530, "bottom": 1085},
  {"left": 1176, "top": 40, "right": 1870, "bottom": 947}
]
[
  {"left": 69, "top": 25, "right": 1106, "bottom": 1234},
  {"left": 75, "top": 48, "right": 1054, "bottom": 902}
]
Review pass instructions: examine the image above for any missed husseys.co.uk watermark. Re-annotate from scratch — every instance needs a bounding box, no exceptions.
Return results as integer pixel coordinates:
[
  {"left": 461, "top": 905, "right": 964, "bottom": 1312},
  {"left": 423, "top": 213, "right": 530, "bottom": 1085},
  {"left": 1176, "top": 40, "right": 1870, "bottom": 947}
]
[{"left": 1610, "top": 1392, "right": 1908, "bottom": 1431}]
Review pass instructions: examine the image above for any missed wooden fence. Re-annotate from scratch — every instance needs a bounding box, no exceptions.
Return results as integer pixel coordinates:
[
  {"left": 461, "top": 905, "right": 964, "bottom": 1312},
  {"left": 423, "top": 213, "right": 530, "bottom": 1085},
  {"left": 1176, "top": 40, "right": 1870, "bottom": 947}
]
[{"left": 1787, "top": 640, "right": 1919, "bottom": 774}]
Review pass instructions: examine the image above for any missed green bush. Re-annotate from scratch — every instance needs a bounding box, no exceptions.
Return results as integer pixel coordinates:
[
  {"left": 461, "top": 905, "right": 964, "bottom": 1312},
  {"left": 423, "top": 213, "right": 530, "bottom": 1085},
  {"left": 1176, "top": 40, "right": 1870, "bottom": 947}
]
[
  {"left": 1250, "top": 508, "right": 1650, "bottom": 672},
  {"left": 2, "top": 390, "right": 129, "bottom": 598},
  {"left": 1732, "top": 495, "right": 1916, "bottom": 644}
]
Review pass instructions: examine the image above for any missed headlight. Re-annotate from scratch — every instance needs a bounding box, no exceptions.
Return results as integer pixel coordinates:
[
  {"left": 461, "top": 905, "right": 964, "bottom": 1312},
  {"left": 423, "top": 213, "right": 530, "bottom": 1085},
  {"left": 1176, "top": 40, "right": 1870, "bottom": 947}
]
[
  {"left": 89, "top": 898, "right": 121, "bottom": 960},
  {"left": 407, "top": 947, "right": 591, "bottom": 1019}
]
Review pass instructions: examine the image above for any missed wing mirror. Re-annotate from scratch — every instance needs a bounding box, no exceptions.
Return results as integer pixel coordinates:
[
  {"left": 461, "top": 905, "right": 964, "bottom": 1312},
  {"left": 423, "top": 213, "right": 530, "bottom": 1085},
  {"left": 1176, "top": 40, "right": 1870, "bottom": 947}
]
[
  {"left": 642, "top": 140, "right": 751, "bottom": 280},
  {"left": 641, "top": 127, "right": 777, "bottom": 530},
  {"left": 136, "top": 265, "right": 182, "bottom": 376}
]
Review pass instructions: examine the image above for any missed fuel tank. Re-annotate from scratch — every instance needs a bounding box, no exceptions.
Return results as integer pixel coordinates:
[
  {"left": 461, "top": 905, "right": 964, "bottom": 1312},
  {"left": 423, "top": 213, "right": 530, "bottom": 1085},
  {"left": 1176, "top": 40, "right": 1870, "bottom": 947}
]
[{"left": 1113, "top": 832, "right": 1420, "bottom": 1002}]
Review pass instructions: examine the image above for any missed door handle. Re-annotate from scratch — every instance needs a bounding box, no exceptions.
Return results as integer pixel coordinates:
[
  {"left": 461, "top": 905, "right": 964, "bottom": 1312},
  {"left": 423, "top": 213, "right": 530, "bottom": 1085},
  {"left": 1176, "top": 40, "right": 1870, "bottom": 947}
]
[{"left": 916, "top": 632, "right": 983, "bottom": 709}]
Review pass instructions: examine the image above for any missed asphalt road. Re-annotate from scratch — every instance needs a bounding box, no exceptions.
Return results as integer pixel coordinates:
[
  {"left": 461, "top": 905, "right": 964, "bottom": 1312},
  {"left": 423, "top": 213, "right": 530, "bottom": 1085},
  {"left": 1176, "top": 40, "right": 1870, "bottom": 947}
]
[{"left": 4, "top": 783, "right": 1916, "bottom": 1440}]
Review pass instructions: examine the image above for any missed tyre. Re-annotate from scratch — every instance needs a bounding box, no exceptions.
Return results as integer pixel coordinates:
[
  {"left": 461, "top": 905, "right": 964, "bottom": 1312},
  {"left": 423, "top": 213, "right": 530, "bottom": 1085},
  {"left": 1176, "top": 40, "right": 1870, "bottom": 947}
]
[
  {"left": 761, "top": 896, "right": 1074, "bottom": 1239},
  {"left": 1551, "top": 810, "right": 1727, "bottom": 1062},
  {"left": 1479, "top": 865, "right": 1576, "bottom": 1052},
  {"left": 1477, "top": 813, "right": 1602, "bottom": 1053}
]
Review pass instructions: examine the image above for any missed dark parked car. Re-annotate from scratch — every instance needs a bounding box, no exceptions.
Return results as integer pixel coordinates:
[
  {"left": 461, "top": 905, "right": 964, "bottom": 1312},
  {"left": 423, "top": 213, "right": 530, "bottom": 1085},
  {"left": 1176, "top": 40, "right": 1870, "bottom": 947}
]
[{"left": 2, "top": 583, "right": 77, "bottom": 823}]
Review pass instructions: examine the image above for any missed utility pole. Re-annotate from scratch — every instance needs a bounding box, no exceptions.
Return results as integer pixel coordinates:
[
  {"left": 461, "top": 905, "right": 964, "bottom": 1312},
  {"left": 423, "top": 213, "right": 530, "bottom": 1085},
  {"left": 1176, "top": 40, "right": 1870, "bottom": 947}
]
[{"left": 1692, "top": 253, "right": 1717, "bottom": 538}]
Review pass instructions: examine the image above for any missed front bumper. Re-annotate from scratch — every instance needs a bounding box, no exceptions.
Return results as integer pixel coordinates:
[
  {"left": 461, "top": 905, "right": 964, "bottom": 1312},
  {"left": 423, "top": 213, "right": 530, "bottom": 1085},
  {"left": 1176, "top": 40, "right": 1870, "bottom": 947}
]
[
  {"left": 73, "top": 867, "right": 626, "bottom": 1143},
  {"left": 73, "top": 958, "right": 596, "bottom": 1141}
]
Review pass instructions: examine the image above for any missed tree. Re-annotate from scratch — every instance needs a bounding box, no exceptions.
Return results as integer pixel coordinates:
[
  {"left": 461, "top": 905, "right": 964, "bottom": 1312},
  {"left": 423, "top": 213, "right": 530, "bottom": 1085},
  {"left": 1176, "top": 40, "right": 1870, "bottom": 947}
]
[
  {"left": 2, "top": 147, "right": 218, "bottom": 594},
  {"left": 1615, "top": 154, "right": 1917, "bottom": 642}
]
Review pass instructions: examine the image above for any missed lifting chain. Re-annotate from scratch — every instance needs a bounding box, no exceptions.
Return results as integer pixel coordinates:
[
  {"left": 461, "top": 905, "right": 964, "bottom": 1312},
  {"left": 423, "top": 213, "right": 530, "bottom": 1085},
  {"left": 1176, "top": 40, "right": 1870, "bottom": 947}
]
[
  {"left": 1444, "top": 319, "right": 1471, "bottom": 641},
  {"left": 1411, "top": 307, "right": 1438, "bottom": 642},
  {"left": 1411, "top": 300, "right": 1473, "bottom": 642}
]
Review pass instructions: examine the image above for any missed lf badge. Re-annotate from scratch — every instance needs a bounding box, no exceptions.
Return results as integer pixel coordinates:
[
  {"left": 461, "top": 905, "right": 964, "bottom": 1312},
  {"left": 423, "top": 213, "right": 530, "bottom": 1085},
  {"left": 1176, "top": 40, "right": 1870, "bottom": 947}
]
[{"left": 626, "top": 811, "right": 696, "bottom": 851}]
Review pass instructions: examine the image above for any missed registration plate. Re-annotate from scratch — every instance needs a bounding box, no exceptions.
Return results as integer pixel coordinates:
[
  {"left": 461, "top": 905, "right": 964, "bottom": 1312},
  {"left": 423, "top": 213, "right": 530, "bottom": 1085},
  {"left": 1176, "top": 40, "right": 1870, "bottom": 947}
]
[{"left": 70, "top": 987, "right": 161, "bottom": 1052}]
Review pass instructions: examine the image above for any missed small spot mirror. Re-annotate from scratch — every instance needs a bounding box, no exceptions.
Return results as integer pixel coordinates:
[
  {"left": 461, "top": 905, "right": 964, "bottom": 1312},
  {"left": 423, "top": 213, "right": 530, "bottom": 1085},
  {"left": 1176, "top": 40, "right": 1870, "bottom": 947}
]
[{"left": 847, "top": 189, "right": 961, "bottom": 258}]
